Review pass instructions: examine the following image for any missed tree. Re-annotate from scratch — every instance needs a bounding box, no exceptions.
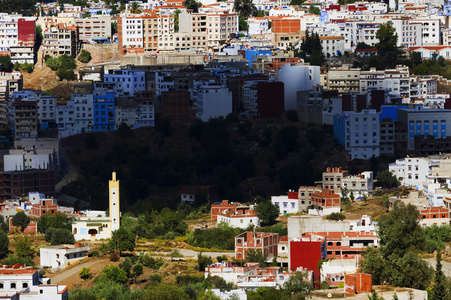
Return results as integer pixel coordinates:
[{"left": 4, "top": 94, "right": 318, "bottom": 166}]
[
  {"left": 245, "top": 249, "right": 267, "bottom": 266},
  {"left": 0, "top": 55, "right": 12, "bottom": 72},
  {"left": 355, "top": 42, "right": 373, "bottom": 49},
  {"left": 37, "top": 212, "right": 72, "bottom": 233},
  {"left": 174, "top": 9, "right": 181, "bottom": 32},
  {"left": 234, "top": 0, "right": 257, "bottom": 19},
  {"left": 77, "top": 50, "right": 92, "bottom": 63},
  {"left": 0, "top": 216, "right": 8, "bottom": 233},
  {"left": 97, "top": 265, "right": 128, "bottom": 284},
  {"left": 45, "top": 228, "right": 75, "bottom": 245},
  {"left": 255, "top": 200, "right": 279, "bottom": 226},
  {"left": 0, "top": 231, "right": 9, "bottom": 259},
  {"left": 376, "top": 170, "right": 400, "bottom": 189},
  {"left": 198, "top": 252, "right": 213, "bottom": 272},
  {"left": 184, "top": 0, "right": 201, "bottom": 12},
  {"left": 360, "top": 201, "right": 433, "bottom": 290},
  {"left": 430, "top": 251, "right": 447, "bottom": 300},
  {"left": 56, "top": 69, "right": 76, "bottom": 81},
  {"left": 12, "top": 212, "right": 30, "bottom": 232},
  {"left": 144, "top": 284, "right": 190, "bottom": 300},
  {"left": 368, "top": 290, "right": 384, "bottom": 300},
  {"left": 300, "top": 30, "right": 324, "bottom": 66},
  {"left": 79, "top": 267, "right": 92, "bottom": 279},
  {"left": 411, "top": 51, "right": 422, "bottom": 66},
  {"left": 14, "top": 236, "right": 34, "bottom": 258},
  {"left": 280, "top": 271, "right": 313, "bottom": 298},
  {"left": 309, "top": 5, "right": 320, "bottom": 14},
  {"left": 129, "top": 2, "right": 141, "bottom": 14},
  {"left": 239, "top": 17, "right": 248, "bottom": 31},
  {"left": 375, "top": 21, "right": 398, "bottom": 56},
  {"left": 109, "top": 228, "right": 136, "bottom": 254},
  {"left": 290, "top": 0, "right": 305, "bottom": 5}
]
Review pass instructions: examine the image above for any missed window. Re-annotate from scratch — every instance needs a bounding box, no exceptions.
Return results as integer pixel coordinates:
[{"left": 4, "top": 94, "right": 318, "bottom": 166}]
[
  {"left": 22, "top": 283, "right": 28, "bottom": 288},
  {"left": 11, "top": 283, "right": 16, "bottom": 289}
]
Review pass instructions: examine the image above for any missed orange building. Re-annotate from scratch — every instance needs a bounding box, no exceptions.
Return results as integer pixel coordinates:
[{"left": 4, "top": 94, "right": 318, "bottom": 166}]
[
  {"left": 211, "top": 200, "right": 239, "bottom": 220},
  {"left": 272, "top": 19, "right": 301, "bottom": 34},
  {"left": 235, "top": 231, "right": 279, "bottom": 260},
  {"left": 310, "top": 189, "right": 340, "bottom": 208},
  {"left": 345, "top": 273, "right": 372, "bottom": 295},
  {"left": 418, "top": 207, "right": 451, "bottom": 227}
]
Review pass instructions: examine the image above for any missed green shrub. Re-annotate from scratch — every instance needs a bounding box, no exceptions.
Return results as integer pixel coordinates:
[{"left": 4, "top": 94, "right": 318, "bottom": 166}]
[
  {"left": 91, "top": 250, "right": 100, "bottom": 257},
  {"left": 325, "top": 212, "right": 346, "bottom": 221},
  {"left": 56, "top": 68, "right": 76, "bottom": 81},
  {"left": 78, "top": 50, "right": 92, "bottom": 63},
  {"left": 79, "top": 267, "right": 92, "bottom": 279}
]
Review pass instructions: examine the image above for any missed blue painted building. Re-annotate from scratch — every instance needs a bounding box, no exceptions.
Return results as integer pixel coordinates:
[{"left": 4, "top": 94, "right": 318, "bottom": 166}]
[
  {"left": 245, "top": 49, "right": 272, "bottom": 67},
  {"left": 379, "top": 105, "right": 408, "bottom": 121},
  {"left": 93, "top": 92, "right": 115, "bottom": 131}
]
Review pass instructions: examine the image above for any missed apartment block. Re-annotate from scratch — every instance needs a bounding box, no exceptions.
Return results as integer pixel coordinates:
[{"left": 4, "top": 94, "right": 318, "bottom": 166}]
[
  {"left": 56, "top": 93, "right": 94, "bottom": 138},
  {"left": 235, "top": 231, "right": 279, "bottom": 260},
  {"left": 333, "top": 109, "right": 380, "bottom": 159},
  {"left": 75, "top": 15, "right": 112, "bottom": 43},
  {"left": 117, "top": 11, "right": 174, "bottom": 54},
  {"left": 397, "top": 107, "right": 451, "bottom": 151},
  {"left": 42, "top": 21, "right": 79, "bottom": 57},
  {"left": 0, "top": 14, "right": 36, "bottom": 64},
  {"left": 271, "top": 18, "right": 303, "bottom": 49},
  {"left": 326, "top": 66, "right": 361, "bottom": 96},
  {"left": 241, "top": 81, "right": 284, "bottom": 119},
  {"left": 389, "top": 157, "right": 439, "bottom": 189}
]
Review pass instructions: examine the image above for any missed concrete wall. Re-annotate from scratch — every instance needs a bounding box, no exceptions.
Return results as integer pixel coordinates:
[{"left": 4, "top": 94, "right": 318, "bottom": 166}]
[
  {"left": 120, "top": 54, "right": 204, "bottom": 66},
  {"left": 288, "top": 215, "right": 350, "bottom": 240}
]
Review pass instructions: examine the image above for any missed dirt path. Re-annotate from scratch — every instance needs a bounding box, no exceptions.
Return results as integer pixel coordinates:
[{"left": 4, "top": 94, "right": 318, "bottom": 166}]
[
  {"left": 49, "top": 258, "right": 108, "bottom": 285},
  {"left": 425, "top": 257, "right": 451, "bottom": 277}
]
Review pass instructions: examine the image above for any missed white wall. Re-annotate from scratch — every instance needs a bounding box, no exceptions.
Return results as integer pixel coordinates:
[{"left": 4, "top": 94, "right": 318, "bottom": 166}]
[{"left": 278, "top": 64, "right": 320, "bottom": 110}]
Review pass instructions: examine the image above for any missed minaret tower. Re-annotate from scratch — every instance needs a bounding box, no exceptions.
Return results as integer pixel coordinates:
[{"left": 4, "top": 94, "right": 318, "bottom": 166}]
[{"left": 109, "top": 172, "right": 120, "bottom": 232}]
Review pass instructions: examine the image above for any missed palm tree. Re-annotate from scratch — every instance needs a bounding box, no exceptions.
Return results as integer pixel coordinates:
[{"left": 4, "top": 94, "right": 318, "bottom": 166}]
[{"left": 129, "top": 2, "right": 141, "bottom": 14}]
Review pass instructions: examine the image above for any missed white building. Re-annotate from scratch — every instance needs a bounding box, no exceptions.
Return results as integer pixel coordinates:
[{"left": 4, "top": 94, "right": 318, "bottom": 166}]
[
  {"left": 319, "top": 36, "right": 345, "bottom": 57},
  {"left": 389, "top": 157, "right": 439, "bottom": 189},
  {"left": 56, "top": 94, "right": 94, "bottom": 138},
  {"left": 217, "top": 213, "right": 260, "bottom": 229},
  {"left": 0, "top": 264, "right": 68, "bottom": 300},
  {"left": 40, "top": 243, "right": 90, "bottom": 271},
  {"left": 271, "top": 195, "right": 299, "bottom": 215},
  {"left": 195, "top": 84, "right": 232, "bottom": 122},
  {"left": 360, "top": 66, "right": 411, "bottom": 99},
  {"left": 104, "top": 70, "right": 146, "bottom": 97},
  {"left": 278, "top": 64, "right": 321, "bottom": 110},
  {"left": 72, "top": 172, "right": 120, "bottom": 240},
  {"left": 415, "top": 19, "right": 441, "bottom": 46},
  {"left": 3, "top": 149, "right": 56, "bottom": 171},
  {"left": 333, "top": 109, "right": 380, "bottom": 159},
  {"left": 247, "top": 17, "right": 269, "bottom": 35}
]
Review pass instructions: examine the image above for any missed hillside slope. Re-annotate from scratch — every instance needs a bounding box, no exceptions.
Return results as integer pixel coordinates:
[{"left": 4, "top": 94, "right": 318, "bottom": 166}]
[{"left": 60, "top": 117, "right": 364, "bottom": 212}]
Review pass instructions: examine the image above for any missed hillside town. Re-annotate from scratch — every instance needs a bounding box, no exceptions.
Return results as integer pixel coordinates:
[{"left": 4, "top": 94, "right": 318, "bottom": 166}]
[{"left": 1, "top": 0, "right": 451, "bottom": 299}]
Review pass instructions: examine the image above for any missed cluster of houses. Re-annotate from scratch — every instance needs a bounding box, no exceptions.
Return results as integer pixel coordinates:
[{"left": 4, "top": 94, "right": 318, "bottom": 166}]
[{"left": 199, "top": 164, "right": 448, "bottom": 296}]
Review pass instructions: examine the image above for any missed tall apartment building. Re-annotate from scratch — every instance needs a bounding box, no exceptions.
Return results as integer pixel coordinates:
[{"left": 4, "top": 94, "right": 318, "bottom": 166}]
[
  {"left": 360, "top": 66, "right": 410, "bottom": 99},
  {"left": 206, "top": 12, "right": 238, "bottom": 48},
  {"left": 241, "top": 81, "right": 284, "bottom": 119},
  {"left": 413, "top": 18, "right": 441, "bottom": 45},
  {"left": 397, "top": 107, "right": 451, "bottom": 151},
  {"left": 104, "top": 69, "right": 146, "bottom": 97},
  {"left": 75, "top": 14, "right": 112, "bottom": 42},
  {"left": 13, "top": 98, "right": 38, "bottom": 138},
  {"left": 56, "top": 93, "right": 94, "bottom": 138},
  {"left": 177, "top": 12, "right": 208, "bottom": 50},
  {"left": 0, "top": 14, "right": 36, "bottom": 63},
  {"left": 333, "top": 109, "right": 380, "bottom": 159},
  {"left": 42, "top": 21, "right": 79, "bottom": 57},
  {"left": 117, "top": 11, "right": 174, "bottom": 54},
  {"left": 194, "top": 83, "right": 232, "bottom": 122},
  {"left": 326, "top": 66, "right": 361, "bottom": 96},
  {"left": 271, "top": 18, "right": 303, "bottom": 49}
]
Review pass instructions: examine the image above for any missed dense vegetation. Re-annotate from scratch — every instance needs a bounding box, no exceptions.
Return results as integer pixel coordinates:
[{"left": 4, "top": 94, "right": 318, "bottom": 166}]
[
  {"left": 45, "top": 55, "right": 77, "bottom": 81},
  {"left": 62, "top": 115, "right": 349, "bottom": 211},
  {"left": 70, "top": 268, "right": 312, "bottom": 300}
]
